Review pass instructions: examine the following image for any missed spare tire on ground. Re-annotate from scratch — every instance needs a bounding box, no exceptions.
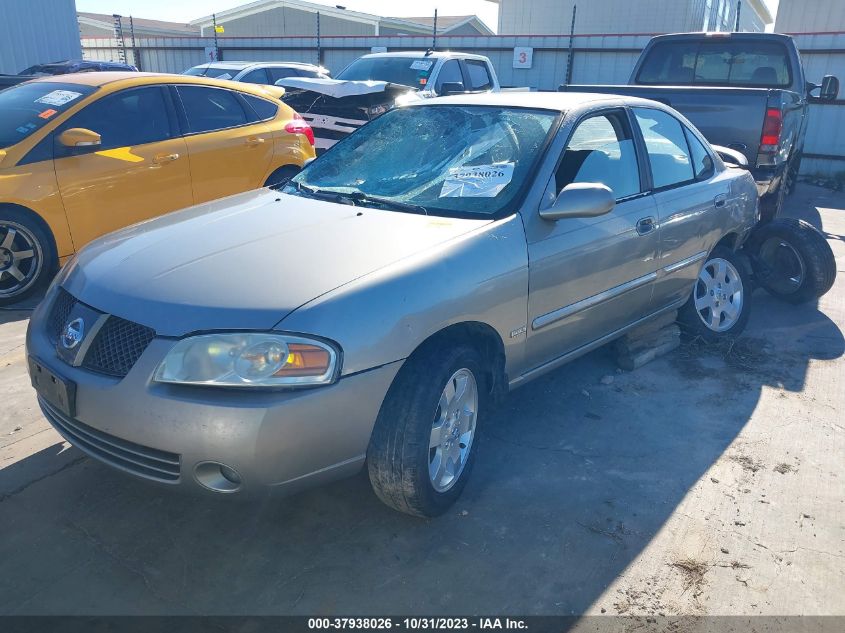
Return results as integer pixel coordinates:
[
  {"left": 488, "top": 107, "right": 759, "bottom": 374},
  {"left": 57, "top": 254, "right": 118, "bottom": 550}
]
[{"left": 745, "top": 218, "right": 836, "bottom": 304}]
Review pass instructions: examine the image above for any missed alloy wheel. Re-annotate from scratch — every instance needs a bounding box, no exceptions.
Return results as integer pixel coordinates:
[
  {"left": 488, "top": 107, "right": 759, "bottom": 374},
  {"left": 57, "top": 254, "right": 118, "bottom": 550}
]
[
  {"left": 429, "top": 368, "right": 478, "bottom": 493},
  {"left": 0, "top": 222, "right": 42, "bottom": 300},
  {"left": 693, "top": 257, "right": 744, "bottom": 332}
]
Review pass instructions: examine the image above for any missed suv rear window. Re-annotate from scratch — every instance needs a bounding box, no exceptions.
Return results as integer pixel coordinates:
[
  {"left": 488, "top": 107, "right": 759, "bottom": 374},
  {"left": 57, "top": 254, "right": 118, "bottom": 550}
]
[{"left": 636, "top": 40, "right": 792, "bottom": 87}]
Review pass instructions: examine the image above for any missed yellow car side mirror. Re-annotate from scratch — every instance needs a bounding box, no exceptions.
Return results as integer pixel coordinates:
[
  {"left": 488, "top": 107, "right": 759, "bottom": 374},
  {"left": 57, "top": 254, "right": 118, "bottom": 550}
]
[{"left": 58, "top": 128, "right": 102, "bottom": 148}]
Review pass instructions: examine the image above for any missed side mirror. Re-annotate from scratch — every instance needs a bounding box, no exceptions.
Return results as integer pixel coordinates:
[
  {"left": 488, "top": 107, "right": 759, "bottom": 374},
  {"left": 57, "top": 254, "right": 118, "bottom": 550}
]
[
  {"left": 57, "top": 128, "right": 101, "bottom": 148},
  {"left": 540, "top": 183, "right": 615, "bottom": 221},
  {"left": 820, "top": 75, "right": 839, "bottom": 101},
  {"left": 711, "top": 144, "right": 749, "bottom": 169},
  {"left": 438, "top": 82, "right": 466, "bottom": 96}
]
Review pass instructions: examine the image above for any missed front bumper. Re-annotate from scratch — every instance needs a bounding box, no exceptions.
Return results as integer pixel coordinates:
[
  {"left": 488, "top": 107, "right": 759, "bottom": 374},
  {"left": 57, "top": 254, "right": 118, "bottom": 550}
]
[{"left": 26, "top": 290, "right": 401, "bottom": 496}]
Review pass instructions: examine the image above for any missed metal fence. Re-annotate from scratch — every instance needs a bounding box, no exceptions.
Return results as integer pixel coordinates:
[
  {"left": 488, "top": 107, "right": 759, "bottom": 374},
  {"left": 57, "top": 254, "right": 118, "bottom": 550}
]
[{"left": 81, "top": 31, "right": 845, "bottom": 177}]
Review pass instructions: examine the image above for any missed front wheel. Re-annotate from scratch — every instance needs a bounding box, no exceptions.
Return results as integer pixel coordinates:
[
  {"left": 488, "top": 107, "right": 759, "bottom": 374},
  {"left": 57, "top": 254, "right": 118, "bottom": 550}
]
[
  {"left": 367, "top": 343, "right": 484, "bottom": 517},
  {"left": 678, "top": 246, "right": 753, "bottom": 342},
  {"left": 0, "top": 210, "right": 56, "bottom": 306},
  {"left": 746, "top": 218, "right": 836, "bottom": 304}
]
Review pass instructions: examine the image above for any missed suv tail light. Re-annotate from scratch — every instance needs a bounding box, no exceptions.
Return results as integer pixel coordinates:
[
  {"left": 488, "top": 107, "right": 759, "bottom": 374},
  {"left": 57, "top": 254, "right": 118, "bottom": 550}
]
[
  {"left": 760, "top": 108, "right": 783, "bottom": 152},
  {"left": 285, "top": 113, "right": 315, "bottom": 147}
]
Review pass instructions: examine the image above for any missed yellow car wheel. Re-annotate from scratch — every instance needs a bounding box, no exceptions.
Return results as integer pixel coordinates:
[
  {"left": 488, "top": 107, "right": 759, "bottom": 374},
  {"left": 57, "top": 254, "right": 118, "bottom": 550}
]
[{"left": 0, "top": 208, "right": 56, "bottom": 306}]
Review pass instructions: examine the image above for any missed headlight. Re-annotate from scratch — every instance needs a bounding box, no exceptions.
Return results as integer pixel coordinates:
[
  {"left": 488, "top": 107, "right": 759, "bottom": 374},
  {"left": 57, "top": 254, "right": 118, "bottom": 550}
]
[{"left": 154, "top": 333, "right": 340, "bottom": 388}]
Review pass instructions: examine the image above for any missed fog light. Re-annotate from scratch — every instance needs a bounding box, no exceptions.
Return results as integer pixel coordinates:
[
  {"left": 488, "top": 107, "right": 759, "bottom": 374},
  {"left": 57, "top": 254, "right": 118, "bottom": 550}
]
[{"left": 194, "top": 462, "right": 242, "bottom": 493}]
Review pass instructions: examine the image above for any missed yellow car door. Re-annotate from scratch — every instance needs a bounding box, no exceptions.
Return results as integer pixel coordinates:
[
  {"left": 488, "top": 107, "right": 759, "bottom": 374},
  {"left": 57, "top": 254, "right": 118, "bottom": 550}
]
[
  {"left": 173, "top": 85, "right": 275, "bottom": 204},
  {"left": 53, "top": 85, "right": 193, "bottom": 247}
]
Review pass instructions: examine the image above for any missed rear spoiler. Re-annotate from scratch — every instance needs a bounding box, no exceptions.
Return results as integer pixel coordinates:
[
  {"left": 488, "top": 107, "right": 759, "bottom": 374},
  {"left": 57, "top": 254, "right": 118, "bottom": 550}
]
[{"left": 257, "top": 85, "right": 285, "bottom": 100}]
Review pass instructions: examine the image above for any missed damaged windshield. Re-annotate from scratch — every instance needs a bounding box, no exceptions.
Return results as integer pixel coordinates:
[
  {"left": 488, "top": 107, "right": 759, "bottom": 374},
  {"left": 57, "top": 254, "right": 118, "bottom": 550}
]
[
  {"left": 336, "top": 56, "right": 437, "bottom": 89},
  {"left": 288, "top": 105, "right": 558, "bottom": 218}
]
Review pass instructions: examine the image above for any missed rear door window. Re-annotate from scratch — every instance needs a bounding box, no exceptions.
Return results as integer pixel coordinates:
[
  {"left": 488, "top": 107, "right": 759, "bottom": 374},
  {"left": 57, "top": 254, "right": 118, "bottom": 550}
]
[
  {"left": 465, "top": 60, "right": 493, "bottom": 91},
  {"left": 268, "top": 67, "right": 302, "bottom": 83},
  {"left": 555, "top": 111, "right": 641, "bottom": 200},
  {"left": 176, "top": 85, "right": 249, "bottom": 133},
  {"left": 634, "top": 108, "right": 695, "bottom": 189},
  {"left": 240, "top": 68, "right": 270, "bottom": 84},
  {"left": 684, "top": 128, "right": 715, "bottom": 181}
]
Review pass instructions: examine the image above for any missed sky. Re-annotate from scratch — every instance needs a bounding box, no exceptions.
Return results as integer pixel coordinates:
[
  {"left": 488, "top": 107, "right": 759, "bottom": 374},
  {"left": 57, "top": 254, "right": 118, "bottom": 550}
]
[{"left": 75, "top": 0, "right": 780, "bottom": 32}]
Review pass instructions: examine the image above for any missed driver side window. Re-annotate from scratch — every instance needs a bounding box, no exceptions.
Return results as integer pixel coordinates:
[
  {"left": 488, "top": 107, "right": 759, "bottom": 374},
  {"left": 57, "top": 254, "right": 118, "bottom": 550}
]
[
  {"left": 554, "top": 111, "right": 641, "bottom": 200},
  {"left": 57, "top": 86, "right": 173, "bottom": 154}
]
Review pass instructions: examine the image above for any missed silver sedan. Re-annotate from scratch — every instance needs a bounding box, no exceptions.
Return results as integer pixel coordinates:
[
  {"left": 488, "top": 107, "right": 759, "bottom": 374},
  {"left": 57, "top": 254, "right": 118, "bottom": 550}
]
[{"left": 27, "top": 93, "right": 757, "bottom": 517}]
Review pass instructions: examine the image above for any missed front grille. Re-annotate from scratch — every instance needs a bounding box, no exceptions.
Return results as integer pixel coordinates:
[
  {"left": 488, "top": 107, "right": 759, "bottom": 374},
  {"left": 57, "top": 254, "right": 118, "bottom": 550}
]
[
  {"left": 40, "top": 398, "right": 181, "bottom": 483},
  {"left": 48, "top": 288, "right": 75, "bottom": 343},
  {"left": 47, "top": 289, "right": 156, "bottom": 378},
  {"left": 82, "top": 316, "right": 156, "bottom": 378}
]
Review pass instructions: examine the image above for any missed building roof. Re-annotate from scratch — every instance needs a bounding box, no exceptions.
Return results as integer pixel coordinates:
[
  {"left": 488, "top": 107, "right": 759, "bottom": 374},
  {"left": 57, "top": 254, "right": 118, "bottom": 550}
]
[
  {"left": 190, "top": 0, "right": 492, "bottom": 35},
  {"left": 387, "top": 15, "right": 495, "bottom": 35},
  {"left": 78, "top": 12, "right": 200, "bottom": 36}
]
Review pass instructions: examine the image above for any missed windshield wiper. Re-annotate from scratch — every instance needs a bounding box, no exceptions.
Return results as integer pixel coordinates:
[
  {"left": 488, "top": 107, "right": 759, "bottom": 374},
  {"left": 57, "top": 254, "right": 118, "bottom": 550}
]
[
  {"left": 290, "top": 183, "right": 427, "bottom": 215},
  {"left": 343, "top": 191, "right": 428, "bottom": 215},
  {"left": 289, "top": 181, "right": 352, "bottom": 204}
]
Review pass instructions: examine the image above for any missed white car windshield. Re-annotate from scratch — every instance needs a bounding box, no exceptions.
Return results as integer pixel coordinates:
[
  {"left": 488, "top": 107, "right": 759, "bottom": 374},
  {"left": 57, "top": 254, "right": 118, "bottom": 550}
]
[{"left": 289, "top": 105, "right": 559, "bottom": 218}]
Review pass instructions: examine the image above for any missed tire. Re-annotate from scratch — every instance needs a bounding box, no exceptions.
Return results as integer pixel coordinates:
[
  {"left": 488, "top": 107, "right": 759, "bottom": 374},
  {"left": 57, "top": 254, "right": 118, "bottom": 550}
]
[
  {"left": 0, "top": 208, "right": 56, "bottom": 307},
  {"left": 746, "top": 218, "right": 836, "bottom": 304},
  {"left": 264, "top": 165, "right": 300, "bottom": 190},
  {"left": 759, "top": 179, "right": 786, "bottom": 223},
  {"left": 367, "top": 343, "right": 486, "bottom": 518},
  {"left": 678, "top": 246, "right": 753, "bottom": 342}
]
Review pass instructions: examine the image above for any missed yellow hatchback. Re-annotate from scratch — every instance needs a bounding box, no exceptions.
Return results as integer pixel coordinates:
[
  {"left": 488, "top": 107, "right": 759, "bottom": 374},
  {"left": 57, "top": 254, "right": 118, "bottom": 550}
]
[{"left": 0, "top": 72, "right": 316, "bottom": 305}]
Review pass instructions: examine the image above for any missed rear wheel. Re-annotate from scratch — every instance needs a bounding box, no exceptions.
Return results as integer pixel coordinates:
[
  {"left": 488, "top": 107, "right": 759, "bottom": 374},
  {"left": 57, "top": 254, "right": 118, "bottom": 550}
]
[
  {"left": 678, "top": 246, "right": 752, "bottom": 342},
  {"left": 0, "top": 210, "right": 56, "bottom": 306},
  {"left": 264, "top": 165, "right": 300, "bottom": 190},
  {"left": 746, "top": 218, "right": 836, "bottom": 304},
  {"left": 367, "top": 343, "right": 484, "bottom": 517}
]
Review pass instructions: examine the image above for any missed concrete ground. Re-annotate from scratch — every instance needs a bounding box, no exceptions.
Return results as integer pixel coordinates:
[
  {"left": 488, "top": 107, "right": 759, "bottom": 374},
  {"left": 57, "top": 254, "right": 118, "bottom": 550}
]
[{"left": 0, "top": 184, "right": 843, "bottom": 617}]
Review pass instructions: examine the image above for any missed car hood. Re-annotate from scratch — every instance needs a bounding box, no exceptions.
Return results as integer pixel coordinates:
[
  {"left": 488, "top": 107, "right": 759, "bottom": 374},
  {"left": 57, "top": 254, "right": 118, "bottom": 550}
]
[{"left": 64, "top": 189, "right": 491, "bottom": 336}]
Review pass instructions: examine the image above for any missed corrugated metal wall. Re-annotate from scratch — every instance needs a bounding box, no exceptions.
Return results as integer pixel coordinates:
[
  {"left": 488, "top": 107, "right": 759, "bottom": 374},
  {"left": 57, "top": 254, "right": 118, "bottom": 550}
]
[
  {"left": 81, "top": 31, "right": 845, "bottom": 176},
  {"left": 0, "top": 0, "right": 82, "bottom": 74}
]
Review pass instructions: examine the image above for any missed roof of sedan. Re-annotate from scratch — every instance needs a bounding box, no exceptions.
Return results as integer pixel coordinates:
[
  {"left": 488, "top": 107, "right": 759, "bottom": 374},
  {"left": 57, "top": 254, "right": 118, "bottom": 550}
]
[
  {"left": 418, "top": 91, "right": 652, "bottom": 111},
  {"left": 24, "top": 72, "right": 286, "bottom": 97},
  {"left": 194, "top": 61, "right": 325, "bottom": 70}
]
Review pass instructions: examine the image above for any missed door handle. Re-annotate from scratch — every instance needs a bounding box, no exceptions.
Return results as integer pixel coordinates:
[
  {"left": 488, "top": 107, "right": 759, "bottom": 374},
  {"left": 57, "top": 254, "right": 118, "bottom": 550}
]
[
  {"left": 636, "top": 217, "right": 656, "bottom": 236},
  {"left": 245, "top": 137, "right": 266, "bottom": 146},
  {"left": 153, "top": 153, "right": 180, "bottom": 164},
  {"left": 714, "top": 194, "right": 728, "bottom": 208}
]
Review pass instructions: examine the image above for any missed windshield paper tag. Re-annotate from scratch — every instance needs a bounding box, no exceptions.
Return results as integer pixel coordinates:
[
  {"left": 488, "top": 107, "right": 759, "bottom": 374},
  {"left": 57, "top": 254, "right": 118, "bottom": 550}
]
[
  {"left": 35, "top": 90, "right": 83, "bottom": 107},
  {"left": 410, "top": 60, "right": 434, "bottom": 71},
  {"left": 440, "top": 163, "right": 515, "bottom": 198}
]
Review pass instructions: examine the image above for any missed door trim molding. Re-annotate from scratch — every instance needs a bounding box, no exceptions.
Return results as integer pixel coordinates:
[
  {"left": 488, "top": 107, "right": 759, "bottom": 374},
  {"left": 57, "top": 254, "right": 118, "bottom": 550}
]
[
  {"left": 532, "top": 271, "right": 658, "bottom": 331},
  {"left": 512, "top": 298, "right": 686, "bottom": 390},
  {"left": 662, "top": 250, "right": 707, "bottom": 275}
]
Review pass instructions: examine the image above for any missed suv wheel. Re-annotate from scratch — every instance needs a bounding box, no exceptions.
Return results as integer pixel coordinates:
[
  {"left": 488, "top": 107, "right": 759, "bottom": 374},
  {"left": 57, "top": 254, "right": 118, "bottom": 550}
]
[
  {"left": 678, "top": 246, "right": 752, "bottom": 342},
  {"left": 367, "top": 343, "right": 484, "bottom": 517}
]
